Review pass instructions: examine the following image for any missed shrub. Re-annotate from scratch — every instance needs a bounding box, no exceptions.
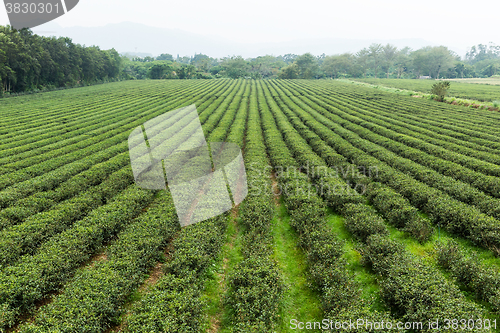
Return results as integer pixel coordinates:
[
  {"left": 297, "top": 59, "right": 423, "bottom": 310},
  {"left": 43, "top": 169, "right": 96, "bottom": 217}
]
[
  {"left": 430, "top": 81, "right": 450, "bottom": 102},
  {"left": 436, "top": 241, "right": 500, "bottom": 311},
  {"left": 366, "top": 183, "right": 433, "bottom": 243},
  {"left": 343, "top": 203, "right": 389, "bottom": 243},
  {"left": 226, "top": 257, "right": 285, "bottom": 331}
]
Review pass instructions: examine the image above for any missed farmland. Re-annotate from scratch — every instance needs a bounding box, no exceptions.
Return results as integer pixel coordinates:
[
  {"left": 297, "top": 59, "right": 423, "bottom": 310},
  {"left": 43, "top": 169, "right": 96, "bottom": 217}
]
[
  {"left": 0, "top": 79, "right": 500, "bottom": 332},
  {"left": 444, "top": 78, "right": 500, "bottom": 85},
  {"left": 354, "top": 78, "right": 500, "bottom": 102}
]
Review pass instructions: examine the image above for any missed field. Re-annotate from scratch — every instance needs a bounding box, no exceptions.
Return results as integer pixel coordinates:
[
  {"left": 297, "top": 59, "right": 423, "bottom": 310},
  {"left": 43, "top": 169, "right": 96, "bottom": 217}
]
[
  {"left": 444, "top": 78, "right": 500, "bottom": 85},
  {"left": 354, "top": 78, "right": 500, "bottom": 102},
  {"left": 0, "top": 79, "right": 500, "bottom": 332}
]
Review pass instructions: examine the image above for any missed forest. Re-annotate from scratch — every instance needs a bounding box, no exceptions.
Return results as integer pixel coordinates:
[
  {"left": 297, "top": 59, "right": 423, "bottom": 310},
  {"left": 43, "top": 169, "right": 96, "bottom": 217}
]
[
  {"left": 1, "top": 25, "right": 500, "bottom": 94},
  {"left": 0, "top": 26, "right": 122, "bottom": 94}
]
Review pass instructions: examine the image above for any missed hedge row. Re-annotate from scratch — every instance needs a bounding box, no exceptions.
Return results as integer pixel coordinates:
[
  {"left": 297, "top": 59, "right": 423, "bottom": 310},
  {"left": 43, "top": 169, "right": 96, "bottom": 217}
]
[
  {"left": 206, "top": 79, "right": 247, "bottom": 143},
  {"left": 266, "top": 80, "right": 433, "bottom": 243},
  {"left": 1, "top": 85, "right": 233, "bottom": 267},
  {"left": 0, "top": 81, "right": 169, "bottom": 141},
  {"left": 305, "top": 80, "right": 500, "bottom": 144},
  {"left": 0, "top": 81, "right": 188, "bottom": 129},
  {"left": 310, "top": 98, "right": 500, "bottom": 198},
  {"left": 366, "top": 183, "right": 433, "bottom": 243},
  {"left": 0, "top": 185, "right": 155, "bottom": 329},
  {"left": 264, "top": 80, "right": 494, "bottom": 327},
  {"left": 322, "top": 89, "right": 500, "bottom": 166},
  {"left": 225, "top": 81, "right": 285, "bottom": 332},
  {"left": 0, "top": 88, "right": 175, "bottom": 175},
  {"left": 0, "top": 78, "right": 227, "bottom": 194},
  {"left": 278, "top": 81, "right": 500, "bottom": 220},
  {"left": 258, "top": 81, "right": 392, "bottom": 327},
  {"left": 15, "top": 79, "right": 245, "bottom": 332},
  {"left": 342, "top": 204, "right": 489, "bottom": 330},
  {"left": 0, "top": 152, "right": 130, "bottom": 230},
  {"left": 0, "top": 96, "right": 212, "bottom": 215},
  {"left": 0, "top": 166, "right": 134, "bottom": 268},
  {"left": 436, "top": 241, "right": 500, "bottom": 312},
  {"left": 298, "top": 80, "right": 500, "bottom": 150},
  {"left": 120, "top": 79, "right": 246, "bottom": 331},
  {"left": 0, "top": 80, "right": 208, "bottom": 156},
  {"left": 123, "top": 214, "right": 228, "bottom": 332},
  {"left": 0, "top": 78, "right": 233, "bottom": 230},
  {"left": 0, "top": 90, "right": 162, "bottom": 170},
  {"left": 17, "top": 191, "right": 180, "bottom": 332},
  {"left": 270, "top": 81, "right": 500, "bottom": 255}
]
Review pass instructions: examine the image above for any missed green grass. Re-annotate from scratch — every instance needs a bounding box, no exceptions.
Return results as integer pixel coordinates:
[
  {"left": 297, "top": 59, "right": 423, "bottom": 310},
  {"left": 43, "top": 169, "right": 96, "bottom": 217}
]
[
  {"left": 384, "top": 221, "right": 500, "bottom": 270},
  {"left": 351, "top": 78, "right": 500, "bottom": 102},
  {"left": 325, "top": 210, "right": 385, "bottom": 312},
  {"left": 382, "top": 215, "right": 500, "bottom": 331},
  {"left": 444, "top": 78, "right": 500, "bottom": 85},
  {"left": 272, "top": 200, "right": 324, "bottom": 332},
  {"left": 201, "top": 212, "right": 245, "bottom": 332}
]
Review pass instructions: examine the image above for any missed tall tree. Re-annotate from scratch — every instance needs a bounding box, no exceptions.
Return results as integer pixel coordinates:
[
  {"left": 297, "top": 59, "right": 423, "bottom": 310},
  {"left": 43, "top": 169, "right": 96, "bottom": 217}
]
[
  {"left": 278, "top": 63, "right": 299, "bottom": 79},
  {"left": 295, "top": 53, "right": 319, "bottom": 79},
  {"left": 394, "top": 47, "right": 412, "bottom": 79},
  {"left": 322, "top": 53, "right": 354, "bottom": 79},
  {"left": 429, "top": 46, "right": 455, "bottom": 79},
  {"left": 368, "top": 43, "right": 383, "bottom": 78},
  {"left": 156, "top": 53, "right": 174, "bottom": 61},
  {"left": 381, "top": 44, "right": 397, "bottom": 78},
  {"left": 411, "top": 47, "right": 432, "bottom": 78},
  {"left": 355, "top": 48, "right": 370, "bottom": 78},
  {"left": 220, "top": 56, "right": 249, "bottom": 78}
]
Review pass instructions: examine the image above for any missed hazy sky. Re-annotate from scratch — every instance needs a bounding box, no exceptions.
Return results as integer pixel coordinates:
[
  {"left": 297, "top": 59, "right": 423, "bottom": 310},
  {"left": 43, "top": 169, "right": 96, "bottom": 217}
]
[{"left": 1, "top": 0, "right": 498, "bottom": 49}]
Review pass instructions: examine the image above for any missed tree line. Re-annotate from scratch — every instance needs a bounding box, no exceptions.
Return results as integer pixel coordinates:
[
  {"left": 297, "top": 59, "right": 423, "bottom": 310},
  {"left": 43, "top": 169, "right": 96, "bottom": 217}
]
[
  {"left": 121, "top": 43, "right": 500, "bottom": 80},
  {"left": 1, "top": 25, "right": 499, "bottom": 95},
  {"left": 0, "top": 26, "right": 122, "bottom": 94}
]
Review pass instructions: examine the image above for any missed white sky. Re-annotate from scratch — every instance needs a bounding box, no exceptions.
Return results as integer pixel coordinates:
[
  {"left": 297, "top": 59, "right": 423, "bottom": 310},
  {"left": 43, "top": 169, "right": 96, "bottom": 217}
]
[{"left": 1, "top": 0, "right": 498, "bottom": 49}]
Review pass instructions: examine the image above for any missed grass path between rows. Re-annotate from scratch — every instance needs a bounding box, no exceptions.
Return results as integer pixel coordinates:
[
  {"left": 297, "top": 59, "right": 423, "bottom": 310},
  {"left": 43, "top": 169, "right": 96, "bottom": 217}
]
[
  {"left": 385, "top": 223, "right": 500, "bottom": 331},
  {"left": 272, "top": 199, "right": 323, "bottom": 332},
  {"left": 202, "top": 187, "right": 325, "bottom": 332},
  {"left": 202, "top": 208, "right": 244, "bottom": 332},
  {"left": 325, "top": 211, "right": 386, "bottom": 312}
]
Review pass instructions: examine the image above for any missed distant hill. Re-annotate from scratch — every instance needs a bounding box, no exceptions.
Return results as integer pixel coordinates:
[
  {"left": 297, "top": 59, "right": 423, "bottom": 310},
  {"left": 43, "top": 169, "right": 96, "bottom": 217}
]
[{"left": 34, "top": 21, "right": 467, "bottom": 58}]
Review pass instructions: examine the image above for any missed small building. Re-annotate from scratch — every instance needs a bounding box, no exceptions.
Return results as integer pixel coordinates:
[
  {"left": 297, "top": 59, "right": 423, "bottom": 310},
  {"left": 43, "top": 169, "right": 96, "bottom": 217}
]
[{"left": 418, "top": 76, "right": 431, "bottom": 79}]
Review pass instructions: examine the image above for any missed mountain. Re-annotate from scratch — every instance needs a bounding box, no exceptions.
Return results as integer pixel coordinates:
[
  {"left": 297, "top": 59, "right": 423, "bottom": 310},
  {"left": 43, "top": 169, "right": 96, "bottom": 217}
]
[{"left": 34, "top": 22, "right": 466, "bottom": 58}]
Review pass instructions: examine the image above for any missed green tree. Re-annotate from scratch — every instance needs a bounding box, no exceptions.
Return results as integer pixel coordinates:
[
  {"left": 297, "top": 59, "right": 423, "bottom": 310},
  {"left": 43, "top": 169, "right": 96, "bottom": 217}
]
[
  {"left": 281, "top": 54, "right": 297, "bottom": 64},
  {"left": 368, "top": 43, "right": 383, "bottom": 78},
  {"left": 295, "top": 53, "right": 319, "bottom": 79},
  {"left": 321, "top": 53, "right": 354, "bottom": 79},
  {"left": 220, "top": 56, "right": 249, "bottom": 78},
  {"left": 356, "top": 48, "right": 370, "bottom": 78},
  {"left": 431, "top": 81, "right": 450, "bottom": 102},
  {"left": 249, "top": 55, "right": 285, "bottom": 79},
  {"left": 411, "top": 47, "right": 432, "bottom": 78},
  {"left": 148, "top": 63, "right": 170, "bottom": 79},
  {"left": 454, "top": 61, "right": 466, "bottom": 78},
  {"left": 156, "top": 53, "right": 173, "bottom": 61},
  {"left": 278, "top": 63, "right": 299, "bottom": 79},
  {"left": 381, "top": 44, "right": 397, "bottom": 78},
  {"left": 428, "top": 46, "right": 455, "bottom": 79},
  {"left": 394, "top": 47, "right": 412, "bottom": 78}
]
